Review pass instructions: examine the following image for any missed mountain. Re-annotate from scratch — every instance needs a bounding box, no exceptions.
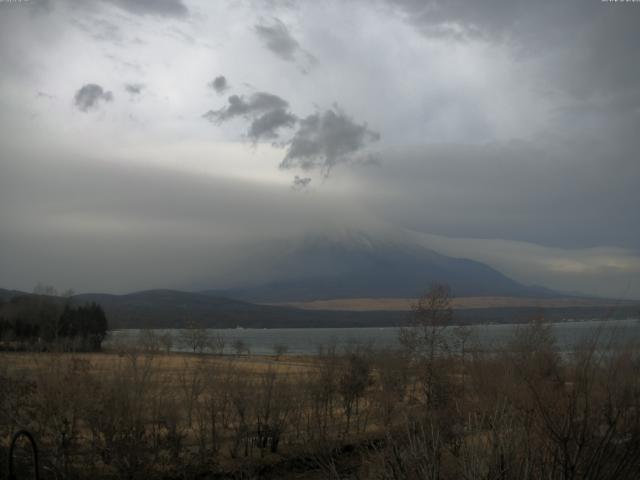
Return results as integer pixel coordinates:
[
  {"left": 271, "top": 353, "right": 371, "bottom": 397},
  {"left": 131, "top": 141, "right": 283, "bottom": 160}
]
[
  {"left": 3, "top": 232, "right": 634, "bottom": 329},
  {"left": 1, "top": 233, "right": 565, "bottom": 309},
  {"left": 203, "top": 233, "right": 555, "bottom": 302}
]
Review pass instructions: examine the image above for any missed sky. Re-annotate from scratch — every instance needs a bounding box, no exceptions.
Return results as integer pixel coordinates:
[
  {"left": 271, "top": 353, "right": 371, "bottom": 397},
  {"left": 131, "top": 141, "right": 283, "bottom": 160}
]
[{"left": 1, "top": 0, "right": 639, "bottom": 298}]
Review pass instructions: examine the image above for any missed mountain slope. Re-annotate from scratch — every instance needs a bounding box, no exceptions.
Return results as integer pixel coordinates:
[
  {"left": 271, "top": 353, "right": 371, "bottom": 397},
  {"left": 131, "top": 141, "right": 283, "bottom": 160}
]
[{"left": 205, "top": 233, "right": 553, "bottom": 302}]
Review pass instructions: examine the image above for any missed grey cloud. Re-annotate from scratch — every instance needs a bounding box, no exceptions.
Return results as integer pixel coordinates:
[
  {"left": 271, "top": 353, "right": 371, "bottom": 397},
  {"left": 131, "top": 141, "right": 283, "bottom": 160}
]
[
  {"left": 73, "top": 84, "right": 113, "bottom": 112},
  {"left": 280, "top": 108, "right": 380, "bottom": 172},
  {"left": 248, "top": 108, "right": 297, "bottom": 142},
  {"left": 0, "top": 1, "right": 61, "bottom": 80},
  {"left": 388, "top": 1, "right": 640, "bottom": 100},
  {"left": 124, "top": 83, "right": 144, "bottom": 95},
  {"left": 209, "top": 75, "right": 229, "bottom": 94},
  {"left": 203, "top": 91, "right": 297, "bottom": 143},
  {"left": 388, "top": 0, "right": 524, "bottom": 40},
  {"left": 385, "top": 0, "right": 595, "bottom": 60},
  {"left": 70, "top": 17, "right": 122, "bottom": 44},
  {"left": 292, "top": 175, "right": 311, "bottom": 190},
  {"left": 253, "top": 18, "right": 316, "bottom": 71},
  {"left": 255, "top": 18, "right": 299, "bottom": 61},
  {"left": 36, "top": 91, "right": 55, "bottom": 100},
  {"left": 0, "top": 0, "right": 51, "bottom": 13},
  {"left": 384, "top": 0, "right": 640, "bottom": 198},
  {"left": 0, "top": 150, "right": 369, "bottom": 293},
  {"left": 414, "top": 232, "right": 640, "bottom": 301},
  {"left": 203, "top": 92, "right": 289, "bottom": 123},
  {"left": 103, "top": 0, "right": 188, "bottom": 17},
  {"left": 346, "top": 139, "right": 640, "bottom": 251}
]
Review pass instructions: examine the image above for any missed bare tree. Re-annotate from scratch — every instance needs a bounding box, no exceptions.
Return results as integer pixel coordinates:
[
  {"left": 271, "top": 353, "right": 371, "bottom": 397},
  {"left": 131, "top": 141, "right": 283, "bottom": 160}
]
[
  {"left": 211, "top": 333, "right": 226, "bottom": 355},
  {"left": 399, "top": 283, "right": 453, "bottom": 408},
  {"left": 180, "top": 322, "right": 211, "bottom": 354},
  {"left": 273, "top": 343, "right": 288, "bottom": 360},
  {"left": 338, "top": 351, "right": 372, "bottom": 434},
  {"left": 177, "top": 358, "right": 205, "bottom": 428},
  {"left": 232, "top": 339, "right": 249, "bottom": 356},
  {"left": 138, "top": 329, "right": 160, "bottom": 354},
  {"left": 373, "top": 348, "right": 410, "bottom": 427},
  {"left": 158, "top": 332, "right": 174, "bottom": 354},
  {"left": 452, "top": 324, "right": 474, "bottom": 409},
  {"left": 305, "top": 343, "right": 340, "bottom": 442}
]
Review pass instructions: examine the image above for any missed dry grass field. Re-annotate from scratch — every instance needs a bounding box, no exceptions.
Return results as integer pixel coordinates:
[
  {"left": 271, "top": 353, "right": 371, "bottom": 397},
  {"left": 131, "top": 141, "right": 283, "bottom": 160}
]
[
  {"left": 269, "top": 296, "right": 634, "bottom": 311},
  {"left": 0, "top": 350, "right": 316, "bottom": 381},
  {"left": 2, "top": 320, "right": 640, "bottom": 479},
  {"left": 1, "top": 347, "right": 393, "bottom": 479}
]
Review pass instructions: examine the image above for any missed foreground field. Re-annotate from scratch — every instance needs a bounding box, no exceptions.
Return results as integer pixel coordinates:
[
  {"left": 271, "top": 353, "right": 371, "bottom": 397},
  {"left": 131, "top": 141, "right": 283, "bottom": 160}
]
[
  {"left": 1, "top": 349, "right": 390, "bottom": 479},
  {"left": 2, "top": 322, "right": 640, "bottom": 479},
  {"left": 0, "top": 350, "right": 316, "bottom": 378}
]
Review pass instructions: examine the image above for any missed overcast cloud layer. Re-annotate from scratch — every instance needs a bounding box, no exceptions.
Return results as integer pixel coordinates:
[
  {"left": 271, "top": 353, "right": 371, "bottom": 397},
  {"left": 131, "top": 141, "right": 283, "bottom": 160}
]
[{"left": 1, "top": 0, "right": 639, "bottom": 298}]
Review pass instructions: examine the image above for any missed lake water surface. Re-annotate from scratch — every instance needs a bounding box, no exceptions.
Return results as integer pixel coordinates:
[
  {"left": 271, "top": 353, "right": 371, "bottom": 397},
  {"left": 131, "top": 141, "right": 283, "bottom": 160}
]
[{"left": 107, "top": 318, "right": 640, "bottom": 355}]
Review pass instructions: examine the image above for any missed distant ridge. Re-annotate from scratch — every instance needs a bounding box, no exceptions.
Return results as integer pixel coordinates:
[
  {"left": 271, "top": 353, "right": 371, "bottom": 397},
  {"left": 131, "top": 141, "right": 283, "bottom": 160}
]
[
  {"left": 71, "top": 289, "right": 398, "bottom": 329},
  {"left": 0, "top": 288, "right": 24, "bottom": 301},
  {"left": 1, "top": 288, "right": 637, "bottom": 329}
]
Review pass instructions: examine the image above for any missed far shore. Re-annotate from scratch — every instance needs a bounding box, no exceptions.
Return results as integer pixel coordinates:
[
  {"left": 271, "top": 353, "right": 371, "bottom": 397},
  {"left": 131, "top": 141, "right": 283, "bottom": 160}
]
[{"left": 267, "top": 296, "right": 640, "bottom": 312}]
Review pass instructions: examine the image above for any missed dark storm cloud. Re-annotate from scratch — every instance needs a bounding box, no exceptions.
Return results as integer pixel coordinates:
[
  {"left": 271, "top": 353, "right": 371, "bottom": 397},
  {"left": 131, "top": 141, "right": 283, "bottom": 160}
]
[
  {"left": 203, "top": 92, "right": 289, "bottom": 123},
  {"left": 73, "top": 84, "right": 113, "bottom": 112},
  {"left": 280, "top": 108, "right": 380, "bottom": 172},
  {"left": 208, "top": 75, "right": 229, "bottom": 94},
  {"left": 254, "top": 18, "right": 299, "bottom": 62},
  {"left": 103, "top": 0, "right": 188, "bottom": 17},
  {"left": 124, "top": 83, "right": 144, "bottom": 95},
  {"left": 248, "top": 108, "right": 297, "bottom": 142}
]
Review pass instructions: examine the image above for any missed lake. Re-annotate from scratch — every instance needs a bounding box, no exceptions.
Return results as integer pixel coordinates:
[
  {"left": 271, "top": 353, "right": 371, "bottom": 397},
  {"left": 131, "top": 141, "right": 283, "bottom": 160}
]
[{"left": 106, "top": 318, "right": 640, "bottom": 355}]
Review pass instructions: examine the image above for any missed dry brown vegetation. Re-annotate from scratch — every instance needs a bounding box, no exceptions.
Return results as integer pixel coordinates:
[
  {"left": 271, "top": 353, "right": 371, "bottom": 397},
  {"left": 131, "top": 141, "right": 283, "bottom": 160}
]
[
  {"left": 271, "top": 296, "right": 636, "bottom": 312},
  {"left": 2, "top": 291, "right": 640, "bottom": 479}
]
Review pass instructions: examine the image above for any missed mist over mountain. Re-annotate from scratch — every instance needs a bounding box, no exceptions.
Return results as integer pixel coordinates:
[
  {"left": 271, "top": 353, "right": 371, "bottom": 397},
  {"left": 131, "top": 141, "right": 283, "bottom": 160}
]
[{"left": 201, "top": 232, "right": 555, "bottom": 302}]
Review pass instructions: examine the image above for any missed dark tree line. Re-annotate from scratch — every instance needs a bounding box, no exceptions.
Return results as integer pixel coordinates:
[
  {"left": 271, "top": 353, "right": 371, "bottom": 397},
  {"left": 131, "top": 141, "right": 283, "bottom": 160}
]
[
  {"left": 58, "top": 302, "right": 108, "bottom": 350},
  {"left": 0, "top": 294, "right": 108, "bottom": 351}
]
